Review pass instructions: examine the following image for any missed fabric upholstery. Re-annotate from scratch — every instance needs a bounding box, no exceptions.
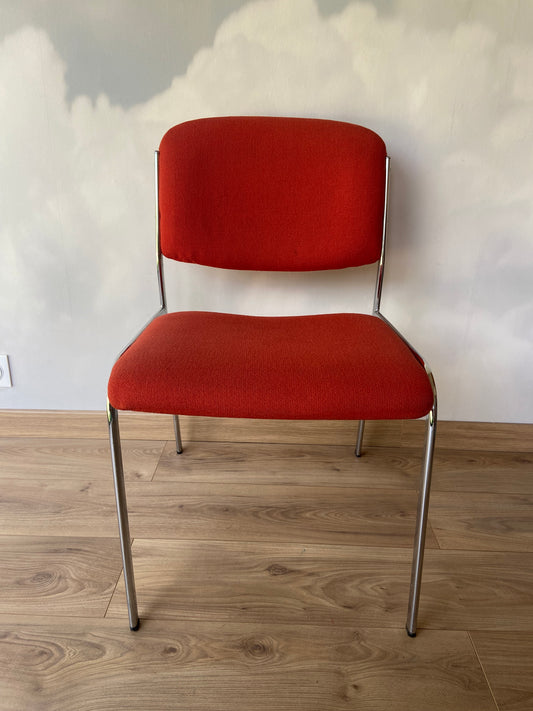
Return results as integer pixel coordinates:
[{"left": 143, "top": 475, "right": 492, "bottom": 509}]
[
  {"left": 108, "top": 312, "right": 434, "bottom": 420},
  {"left": 159, "top": 116, "right": 386, "bottom": 271},
  {"left": 108, "top": 117, "right": 434, "bottom": 424}
]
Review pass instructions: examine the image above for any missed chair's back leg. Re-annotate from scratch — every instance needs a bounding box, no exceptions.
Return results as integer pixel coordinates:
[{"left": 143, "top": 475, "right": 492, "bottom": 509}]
[
  {"left": 355, "top": 420, "right": 365, "bottom": 457},
  {"left": 173, "top": 415, "right": 184, "bottom": 454},
  {"left": 405, "top": 405, "right": 437, "bottom": 637},
  {"left": 108, "top": 403, "right": 140, "bottom": 630}
]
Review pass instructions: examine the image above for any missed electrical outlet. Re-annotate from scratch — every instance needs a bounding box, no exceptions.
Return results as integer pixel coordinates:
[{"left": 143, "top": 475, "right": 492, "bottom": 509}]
[{"left": 0, "top": 355, "right": 13, "bottom": 387}]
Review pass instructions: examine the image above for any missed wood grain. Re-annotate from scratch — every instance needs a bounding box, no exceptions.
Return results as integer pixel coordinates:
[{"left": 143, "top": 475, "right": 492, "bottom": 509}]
[
  {"left": 0, "top": 473, "right": 436, "bottom": 545},
  {"left": 403, "top": 419, "right": 533, "bottom": 452},
  {"left": 430, "top": 491, "right": 533, "bottom": 552},
  {"left": 106, "top": 539, "right": 416, "bottom": 626},
  {"left": 0, "top": 410, "right": 112, "bottom": 439},
  {"left": 106, "top": 541, "right": 533, "bottom": 632},
  {"left": 1, "top": 410, "right": 532, "bottom": 709},
  {"left": 178, "top": 416, "right": 402, "bottom": 447},
  {"left": 0, "top": 536, "right": 122, "bottom": 617},
  {"left": 1, "top": 435, "right": 529, "bottom": 493},
  {"left": 0, "top": 479, "right": 117, "bottom": 537},
  {"left": 154, "top": 441, "right": 421, "bottom": 489},
  {"left": 0, "top": 476, "right": 432, "bottom": 550},
  {"left": 0, "top": 437, "right": 164, "bottom": 481},
  {"left": 430, "top": 448, "right": 533, "bottom": 494},
  {"left": 416, "top": 549, "right": 533, "bottom": 631},
  {"left": 155, "top": 441, "right": 533, "bottom": 492},
  {"left": 2, "top": 410, "right": 531, "bottom": 449},
  {"left": 0, "top": 410, "right": 401, "bottom": 446},
  {"left": 125, "top": 480, "right": 438, "bottom": 547},
  {"left": 471, "top": 631, "right": 533, "bottom": 711},
  {"left": 0, "top": 619, "right": 496, "bottom": 711}
]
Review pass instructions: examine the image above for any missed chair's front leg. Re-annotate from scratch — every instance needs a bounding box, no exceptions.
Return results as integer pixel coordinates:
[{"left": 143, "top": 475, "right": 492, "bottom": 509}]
[
  {"left": 107, "top": 402, "right": 139, "bottom": 630},
  {"left": 406, "top": 404, "right": 437, "bottom": 637}
]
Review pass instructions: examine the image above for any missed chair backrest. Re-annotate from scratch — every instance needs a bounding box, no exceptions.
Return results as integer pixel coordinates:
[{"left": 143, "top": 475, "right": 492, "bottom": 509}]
[{"left": 158, "top": 116, "right": 387, "bottom": 272}]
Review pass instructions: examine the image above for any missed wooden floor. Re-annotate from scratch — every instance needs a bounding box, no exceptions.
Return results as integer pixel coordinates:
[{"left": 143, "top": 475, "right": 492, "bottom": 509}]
[{"left": 0, "top": 412, "right": 532, "bottom": 710}]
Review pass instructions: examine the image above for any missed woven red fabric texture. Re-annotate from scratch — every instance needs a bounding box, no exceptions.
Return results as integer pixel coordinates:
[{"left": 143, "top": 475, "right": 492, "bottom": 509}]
[
  {"left": 158, "top": 117, "right": 386, "bottom": 271},
  {"left": 108, "top": 312, "right": 434, "bottom": 420}
]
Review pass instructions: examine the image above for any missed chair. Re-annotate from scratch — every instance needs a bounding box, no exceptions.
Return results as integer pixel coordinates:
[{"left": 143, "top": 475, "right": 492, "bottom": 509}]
[{"left": 107, "top": 116, "right": 437, "bottom": 636}]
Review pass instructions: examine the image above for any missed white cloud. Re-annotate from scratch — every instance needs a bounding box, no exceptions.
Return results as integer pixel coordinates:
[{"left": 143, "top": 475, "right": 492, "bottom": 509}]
[{"left": 1, "top": 0, "right": 532, "bottom": 419}]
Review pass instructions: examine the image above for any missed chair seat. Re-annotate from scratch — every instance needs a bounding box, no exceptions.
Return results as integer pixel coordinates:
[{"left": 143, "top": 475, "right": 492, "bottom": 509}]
[{"left": 108, "top": 311, "right": 433, "bottom": 421}]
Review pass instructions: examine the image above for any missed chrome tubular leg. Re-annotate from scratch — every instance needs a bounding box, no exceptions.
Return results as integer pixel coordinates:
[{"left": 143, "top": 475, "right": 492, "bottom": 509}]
[
  {"left": 355, "top": 420, "right": 365, "bottom": 457},
  {"left": 173, "top": 415, "right": 183, "bottom": 454},
  {"left": 406, "top": 405, "right": 437, "bottom": 637},
  {"left": 107, "top": 402, "right": 139, "bottom": 631}
]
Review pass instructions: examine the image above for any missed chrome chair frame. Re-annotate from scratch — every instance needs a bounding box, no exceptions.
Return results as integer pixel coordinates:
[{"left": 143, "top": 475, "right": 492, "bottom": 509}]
[{"left": 108, "top": 151, "right": 437, "bottom": 636}]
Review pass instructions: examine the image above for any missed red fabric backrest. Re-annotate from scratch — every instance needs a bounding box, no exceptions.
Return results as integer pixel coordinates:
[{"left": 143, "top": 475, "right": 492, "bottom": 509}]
[{"left": 158, "top": 116, "right": 387, "bottom": 271}]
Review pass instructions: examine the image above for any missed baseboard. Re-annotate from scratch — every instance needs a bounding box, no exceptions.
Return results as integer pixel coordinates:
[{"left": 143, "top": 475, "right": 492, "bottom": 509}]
[{"left": 0, "top": 410, "right": 531, "bottom": 451}]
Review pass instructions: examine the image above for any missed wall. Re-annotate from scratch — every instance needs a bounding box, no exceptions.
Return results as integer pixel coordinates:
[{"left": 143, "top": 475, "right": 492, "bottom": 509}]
[{"left": 1, "top": 0, "right": 532, "bottom": 422}]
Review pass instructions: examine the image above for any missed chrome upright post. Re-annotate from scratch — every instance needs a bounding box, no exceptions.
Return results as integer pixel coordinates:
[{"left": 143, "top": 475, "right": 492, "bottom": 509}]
[
  {"left": 173, "top": 415, "right": 183, "bottom": 454},
  {"left": 373, "top": 156, "right": 390, "bottom": 315},
  {"left": 355, "top": 420, "right": 365, "bottom": 457},
  {"left": 107, "top": 402, "right": 139, "bottom": 631},
  {"left": 154, "top": 150, "right": 167, "bottom": 313},
  {"left": 406, "top": 401, "right": 437, "bottom": 637}
]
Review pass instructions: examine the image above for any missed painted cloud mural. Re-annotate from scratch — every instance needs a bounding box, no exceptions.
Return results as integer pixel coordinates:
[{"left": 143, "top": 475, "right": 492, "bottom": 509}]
[{"left": 0, "top": 0, "right": 532, "bottom": 420}]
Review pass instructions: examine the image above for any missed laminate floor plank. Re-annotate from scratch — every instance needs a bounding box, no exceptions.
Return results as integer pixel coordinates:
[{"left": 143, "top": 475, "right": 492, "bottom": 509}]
[
  {"left": 0, "top": 411, "right": 401, "bottom": 446},
  {"left": 0, "top": 618, "right": 496, "bottom": 711},
  {"left": 401, "top": 420, "right": 533, "bottom": 452},
  {"left": 0, "top": 437, "right": 164, "bottom": 481},
  {"left": 176, "top": 417, "right": 403, "bottom": 448},
  {"left": 125, "top": 480, "right": 439, "bottom": 547},
  {"left": 471, "top": 631, "right": 533, "bottom": 711},
  {"left": 0, "top": 479, "right": 118, "bottom": 537},
  {"left": 154, "top": 441, "right": 421, "bottom": 489},
  {"left": 156, "top": 440, "right": 533, "bottom": 492},
  {"left": 106, "top": 539, "right": 415, "bottom": 626},
  {"left": 430, "top": 491, "right": 533, "bottom": 552},
  {"left": 1, "top": 415, "right": 532, "bottom": 710},
  {"left": 417, "top": 549, "right": 533, "bottom": 631},
  {"left": 2, "top": 410, "right": 531, "bottom": 450},
  {"left": 106, "top": 540, "right": 533, "bottom": 632},
  {"left": 0, "top": 475, "right": 438, "bottom": 547},
  {"left": 160, "top": 440, "right": 533, "bottom": 504},
  {"left": 0, "top": 536, "right": 121, "bottom": 617},
  {"left": 430, "top": 448, "right": 533, "bottom": 494}
]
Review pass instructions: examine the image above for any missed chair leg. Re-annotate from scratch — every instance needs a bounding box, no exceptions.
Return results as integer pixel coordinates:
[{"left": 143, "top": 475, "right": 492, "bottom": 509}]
[
  {"left": 107, "top": 402, "right": 139, "bottom": 631},
  {"left": 173, "top": 415, "right": 183, "bottom": 454},
  {"left": 405, "top": 405, "right": 437, "bottom": 637},
  {"left": 355, "top": 420, "right": 365, "bottom": 457}
]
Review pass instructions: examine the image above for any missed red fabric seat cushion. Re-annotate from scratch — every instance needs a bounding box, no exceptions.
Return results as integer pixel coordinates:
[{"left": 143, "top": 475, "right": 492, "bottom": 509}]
[{"left": 108, "top": 311, "right": 434, "bottom": 420}]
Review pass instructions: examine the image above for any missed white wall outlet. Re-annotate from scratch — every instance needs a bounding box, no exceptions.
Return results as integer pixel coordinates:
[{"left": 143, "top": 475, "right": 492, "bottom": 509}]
[{"left": 0, "top": 355, "right": 13, "bottom": 387}]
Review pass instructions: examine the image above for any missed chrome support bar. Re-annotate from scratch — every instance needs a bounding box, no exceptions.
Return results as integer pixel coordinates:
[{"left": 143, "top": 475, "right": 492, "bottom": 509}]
[
  {"left": 373, "top": 156, "right": 390, "bottom": 314},
  {"left": 355, "top": 420, "right": 365, "bottom": 457},
  {"left": 116, "top": 306, "right": 166, "bottom": 361},
  {"left": 107, "top": 401, "right": 139, "bottom": 631},
  {"left": 374, "top": 313, "right": 437, "bottom": 636},
  {"left": 110, "top": 152, "right": 167, "bottom": 363},
  {"left": 105, "top": 151, "right": 168, "bottom": 632},
  {"left": 406, "top": 396, "right": 437, "bottom": 637},
  {"left": 173, "top": 415, "right": 183, "bottom": 454},
  {"left": 154, "top": 150, "right": 167, "bottom": 313}
]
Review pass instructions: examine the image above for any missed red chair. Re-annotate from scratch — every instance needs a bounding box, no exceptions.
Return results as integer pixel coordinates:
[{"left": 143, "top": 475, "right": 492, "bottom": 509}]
[{"left": 107, "top": 117, "right": 437, "bottom": 636}]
